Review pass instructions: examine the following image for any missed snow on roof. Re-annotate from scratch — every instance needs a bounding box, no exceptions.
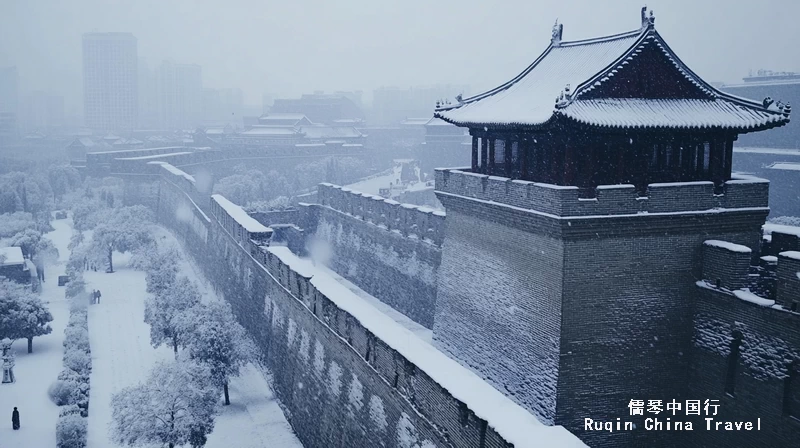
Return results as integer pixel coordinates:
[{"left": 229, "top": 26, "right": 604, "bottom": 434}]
[
  {"left": 298, "top": 125, "right": 362, "bottom": 139},
  {"left": 780, "top": 251, "right": 800, "bottom": 261},
  {"left": 704, "top": 240, "right": 752, "bottom": 253},
  {"left": 763, "top": 223, "right": 800, "bottom": 238},
  {"left": 240, "top": 127, "right": 299, "bottom": 136},
  {"left": 436, "top": 24, "right": 789, "bottom": 131},
  {"left": 401, "top": 117, "right": 431, "bottom": 126},
  {"left": 732, "top": 289, "right": 775, "bottom": 307},
  {"left": 0, "top": 247, "right": 24, "bottom": 266},
  {"left": 769, "top": 162, "right": 800, "bottom": 171},
  {"left": 561, "top": 98, "right": 786, "bottom": 130},
  {"left": 117, "top": 151, "right": 192, "bottom": 161},
  {"left": 760, "top": 255, "right": 778, "bottom": 263},
  {"left": 149, "top": 162, "right": 196, "bottom": 183},
  {"left": 735, "top": 147, "right": 800, "bottom": 157},
  {"left": 211, "top": 194, "right": 272, "bottom": 234},
  {"left": 267, "top": 246, "right": 585, "bottom": 448},
  {"left": 424, "top": 116, "right": 455, "bottom": 126}
]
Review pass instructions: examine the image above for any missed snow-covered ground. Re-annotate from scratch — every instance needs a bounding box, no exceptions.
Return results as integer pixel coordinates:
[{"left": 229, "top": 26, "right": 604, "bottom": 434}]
[
  {"left": 81, "top": 225, "right": 301, "bottom": 448},
  {"left": 0, "top": 217, "right": 73, "bottom": 448}
]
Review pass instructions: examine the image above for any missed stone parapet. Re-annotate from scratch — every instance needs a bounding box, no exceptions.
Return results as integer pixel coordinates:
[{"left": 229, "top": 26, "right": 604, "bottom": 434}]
[
  {"left": 317, "top": 183, "right": 445, "bottom": 246},
  {"left": 435, "top": 168, "right": 769, "bottom": 217}
]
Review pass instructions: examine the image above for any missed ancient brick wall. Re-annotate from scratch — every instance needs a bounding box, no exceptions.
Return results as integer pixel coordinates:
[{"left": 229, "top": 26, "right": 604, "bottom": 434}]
[
  {"left": 690, "top": 284, "right": 800, "bottom": 447},
  {"left": 310, "top": 184, "right": 444, "bottom": 328},
  {"left": 433, "top": 204, "right": 565, "bottom": 425},
  {"left": 138, "top": 166, "right": 584, "bottom": 448}
]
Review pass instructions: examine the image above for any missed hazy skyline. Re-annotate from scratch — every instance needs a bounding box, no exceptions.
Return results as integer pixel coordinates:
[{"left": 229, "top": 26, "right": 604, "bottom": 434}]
[{"left": 2, "top": 0, "right": 799, "bottom": 116}]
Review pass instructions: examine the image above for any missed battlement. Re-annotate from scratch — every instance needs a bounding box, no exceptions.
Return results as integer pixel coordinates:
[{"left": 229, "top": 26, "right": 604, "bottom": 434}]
[
  {"left": 207, "top": 190, "right": 585, "bottom": 448},
  {"left": 435, "top": 168, "right": 769, "bottom": 217},
  {"left": 317, "top": 183, "right": 445, "bottom": 246},
  {"left": 261, "top": 246, "right": 584, "bottom": 448},
  {"left": 700, "top": 233, "right": 800, "bottom": 313}
]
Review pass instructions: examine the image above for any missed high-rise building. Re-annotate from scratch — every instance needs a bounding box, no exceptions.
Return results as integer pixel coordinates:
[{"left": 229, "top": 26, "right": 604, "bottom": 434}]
[
  {"left": 19, "top": 91, "right": 64, "bottom": 132},
  {"left": 0, "top": 66, "right": 18, "bottom": 143},
  {"left": 157, "top": 61, "right": 202, "bottom": 130},
  {"left": 82, "top": 32, "right": 138, "bottom": 132},
  {"left": 137, "top": 59, "right": 159, "bottom": 129}
]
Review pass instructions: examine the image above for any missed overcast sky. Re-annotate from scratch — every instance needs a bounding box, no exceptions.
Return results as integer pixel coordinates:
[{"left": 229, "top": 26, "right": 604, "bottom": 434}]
[{"left": 1, "top": 0, "right": 798, "bottom": 114}]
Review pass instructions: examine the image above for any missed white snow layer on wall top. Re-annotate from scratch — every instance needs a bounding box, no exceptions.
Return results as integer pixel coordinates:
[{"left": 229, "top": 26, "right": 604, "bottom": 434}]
[
  {"left": 703, "top": 240, "right": 752, "bottom": 253},
  {"left": 779, "top": 251, "right": 800, "bottom": 261},
  {"left": 764, "top": 224, "right": 800, "bottom": 238},
  {"left": 732, "top": 289, "right": 776, "bottom": 307},
  {"left": 266, "top": 245, "right": 586, "bottom": 448},
  {"left": 0, "top": 246, "right": 24, "bottom": 266},
  {"left": 151, "top": 161, "right": 196, "bottom": 183},
  {"left": 212, "top": 194, "right": 272, "bottom": 234}
]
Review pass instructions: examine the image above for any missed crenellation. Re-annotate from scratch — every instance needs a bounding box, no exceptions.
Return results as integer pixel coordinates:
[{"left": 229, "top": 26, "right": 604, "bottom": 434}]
[
  {"left": 435, "top": 168, "right": 770, "bottom": 218},
  {"left": 317, "top": 183, "right": 445, "bottom": 246},
  {"left": 701, "top": 240, "right": 752, "bottom": 290},
  {"left": 776, "top": 251, "right": 800, "bottom": 308}
]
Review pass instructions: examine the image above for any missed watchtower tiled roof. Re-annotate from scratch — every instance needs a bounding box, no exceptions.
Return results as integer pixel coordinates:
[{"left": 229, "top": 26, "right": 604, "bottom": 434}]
[{"left": 435, "top": 10, "right": 790, "bottom": 133}]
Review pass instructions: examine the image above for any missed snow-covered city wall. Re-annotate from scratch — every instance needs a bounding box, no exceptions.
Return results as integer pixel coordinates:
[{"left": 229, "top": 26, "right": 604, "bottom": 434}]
[
  {"left": 199, "top": 191, "right": 585, "bottom": 448},
  {"left": 435, "top": 168, "right": 770, "bottom": 217},
  {"left": 312, "top": 183, "right": 444, "bottom": 328}
]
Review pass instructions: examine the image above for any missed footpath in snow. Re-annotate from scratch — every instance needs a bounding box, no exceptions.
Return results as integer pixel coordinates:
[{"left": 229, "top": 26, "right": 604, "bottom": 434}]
[
  {"left": 82, "top": 225, "right": 301, "bottom": 448},
  {"left": 0, "top": 217, "right": 73, "bottom": 448}
]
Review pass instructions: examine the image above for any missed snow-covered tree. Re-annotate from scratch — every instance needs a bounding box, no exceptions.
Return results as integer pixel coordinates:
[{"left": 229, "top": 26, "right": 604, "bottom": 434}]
[
  {"left": 144, "top": 277, "right": 201, "bottom": 356},
  {"left": 8, "top": 228, "right": 59, "bottom": 261},
  {"left": 71, "top": 198, "right": 105, "bottom": 232},
  {"left": 212, "top": 173, "right": 260, "bottom": 205},
  {"left": 89, "top": 205, "right": 154, "bottom": 272},
  {"left": 179, "top": 301, "right": 253, "bottom": 405},
  {"left": 0, "top": 211, "right": 34, "bottom": 238},
  {"left": 110, "top": 361, "right": 218, "bottom": 448},
  {"left": 0, "top": 278, "right": 54, "bottom": 353},
  {"left": 145, "top": 248, "right": 181, "bottom": 296}
]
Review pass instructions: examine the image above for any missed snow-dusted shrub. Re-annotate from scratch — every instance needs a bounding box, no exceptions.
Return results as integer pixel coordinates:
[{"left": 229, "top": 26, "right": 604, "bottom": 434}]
[
  {"left": 63, "top": 326, "right": 90, "bottom": 353},
  {"left": 49, "top": 380, "right": 79, "bottom": 406},
  {"left": 67, "top": 308, "right": 88, "bottom": 329},
  {"left": 63, "top": 348, "right": 91, "bottom": 376},
  {"left": 59, "top": 404, "right": 82, "bottom": 418},
  {"left": 56, "top": 413, "right": 87, "bottom": 448}
]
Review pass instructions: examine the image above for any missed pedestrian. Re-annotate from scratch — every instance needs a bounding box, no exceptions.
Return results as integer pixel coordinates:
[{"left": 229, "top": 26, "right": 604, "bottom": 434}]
[
  {"left": 96, "top": 290, "right": 101, "bottom": 304},
  {"left": 12, "top": 407, "right": 19, "bottom": 430}
]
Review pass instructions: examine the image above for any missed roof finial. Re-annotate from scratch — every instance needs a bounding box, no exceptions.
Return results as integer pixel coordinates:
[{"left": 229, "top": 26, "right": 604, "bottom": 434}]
[
  {"left": 784, "top": 102, "right": 792, "bottom": 115},
  {"left": 551, "top": 19, "right": 563, "bottom": 46},
  {"left": 455, "top": 93, "right": 463, "bottom": 104},
  {"left": 641, "top": 6, "right": 655, "bottom": 28}
]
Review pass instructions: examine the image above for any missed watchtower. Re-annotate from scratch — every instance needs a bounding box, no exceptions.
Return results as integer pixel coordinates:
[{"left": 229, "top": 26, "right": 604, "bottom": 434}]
[{"left": 431, "top": 8, "right": 790, "bottom": 447}]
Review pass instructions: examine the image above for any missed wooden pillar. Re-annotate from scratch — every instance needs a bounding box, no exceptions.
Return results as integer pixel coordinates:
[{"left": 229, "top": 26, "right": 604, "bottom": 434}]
[
  {"left": 471, "top": 136, "right": 479, "bottom": 172},
  {"left": 520, "top": 137, "right": 529, "bottom": 180},
  {"left": 710, "top": 136, "right": 724, "bottom": 186},
  {"left": 505, "top": 139, "right": 513, "bottom": 177},
  {"left": 636, "top": 138, "right": 649, "bottom": 195},
  {"left": 488, "top": 138, "right": 496, "bottom": 175},
  {"left": 724, "top": 137, "right": 734, "bottom": 181},
  {"left": 480, "top": 137, "right": 488, "bottom": 174}
]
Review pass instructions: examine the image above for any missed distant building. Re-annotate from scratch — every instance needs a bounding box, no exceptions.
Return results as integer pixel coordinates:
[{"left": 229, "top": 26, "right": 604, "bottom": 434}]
[
  {"left": 270, "top": 92, "right": 364, "bottom": 125},
  {"left": 82, "top": 32, "right": 138, "bottom": 132},
  {"left": 371, "top": 84, "right": 469, "bottom": 126},
  {"left": 137, "top": 59, "right": 160, "bottom": 129},
  {"left": 721, "top": 70, "right": 799, "bottom": 148},
  {"left": 19, "top": 91, "right": 64, "bottom": 132},
  {"left": 157, "top": 61, "right": 203, "bottom": 130},
  {"left": 257, "top": 113, "right": 314, "bottom": 127},
  {"left": 202, "top": 87, "right": 244, "bottom": 127},
  {"left": 0, "top": 66, "right": 19, "bottom": 143}
]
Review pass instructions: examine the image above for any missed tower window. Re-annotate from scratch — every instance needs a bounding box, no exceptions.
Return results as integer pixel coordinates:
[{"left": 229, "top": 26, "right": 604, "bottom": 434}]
[{"left": 725, "top": 330, "right": 743, "bottom": 396}]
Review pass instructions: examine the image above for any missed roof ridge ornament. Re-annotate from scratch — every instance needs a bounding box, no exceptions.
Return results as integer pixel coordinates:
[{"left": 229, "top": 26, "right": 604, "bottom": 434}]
[
  {"left": 551, "top": 19, "right": 563, "bottom": 47},
  {"left": 554, "top": 84, "right": 572, "bottom": 108},
  {"left": 641, "top": 6, "right": 655, "bottom": 29}
]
